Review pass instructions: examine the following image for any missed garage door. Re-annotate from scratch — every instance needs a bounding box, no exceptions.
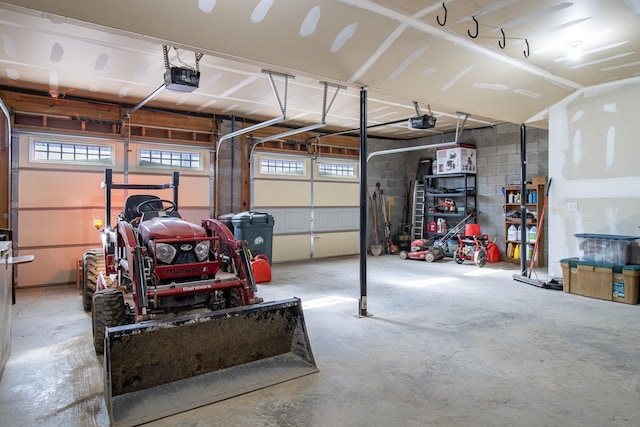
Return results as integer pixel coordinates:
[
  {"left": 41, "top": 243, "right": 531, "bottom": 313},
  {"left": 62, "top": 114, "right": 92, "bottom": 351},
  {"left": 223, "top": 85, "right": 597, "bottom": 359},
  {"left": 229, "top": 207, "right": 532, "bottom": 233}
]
[
  {"left": 13, "top": 132, "right": 211, "bottom": 287},
  {"left": 252, "top": 152, "right": 359, "bottom": 262}
]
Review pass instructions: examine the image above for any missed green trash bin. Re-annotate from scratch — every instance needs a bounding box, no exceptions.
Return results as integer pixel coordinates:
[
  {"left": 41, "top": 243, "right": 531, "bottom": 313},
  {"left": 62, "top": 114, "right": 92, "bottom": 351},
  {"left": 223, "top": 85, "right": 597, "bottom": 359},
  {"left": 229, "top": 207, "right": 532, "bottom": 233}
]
[{"left": 231, "top": 211, "right": 274, "bottom": 263}]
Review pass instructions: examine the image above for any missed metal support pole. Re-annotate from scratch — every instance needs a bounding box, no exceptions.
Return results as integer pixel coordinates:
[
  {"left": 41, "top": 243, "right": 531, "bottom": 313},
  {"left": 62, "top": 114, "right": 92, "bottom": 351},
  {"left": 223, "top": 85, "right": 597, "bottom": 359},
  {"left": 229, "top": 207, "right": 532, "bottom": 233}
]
[
  {"left": 359, "top": 88, "right": 368, "bottom": 317},
  {"left": 520, "top": 124, "right": 527, "bottom": 274}
]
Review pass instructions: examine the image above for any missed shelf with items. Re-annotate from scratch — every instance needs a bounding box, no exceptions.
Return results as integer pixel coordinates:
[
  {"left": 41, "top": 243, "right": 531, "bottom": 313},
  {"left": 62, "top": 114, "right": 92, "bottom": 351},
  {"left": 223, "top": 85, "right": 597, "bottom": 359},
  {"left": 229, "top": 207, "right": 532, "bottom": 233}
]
[
  {"left": 421, "top": 173, "right": 477, "bottom": 256},
  {"left": 503, "top": 177, "right": 545, "bottom": 267}
]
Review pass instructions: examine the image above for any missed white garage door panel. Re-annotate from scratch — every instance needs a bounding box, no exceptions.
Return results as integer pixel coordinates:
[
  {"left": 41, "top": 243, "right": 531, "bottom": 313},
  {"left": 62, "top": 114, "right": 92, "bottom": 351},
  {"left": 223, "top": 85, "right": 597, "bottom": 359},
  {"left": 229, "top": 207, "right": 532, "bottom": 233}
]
[
  {"left": 177, "top": 208, "right": 213, "bottom": 224},
  {"left": 17, "top": 247, "right": 83, "bottom": 286},
  {"left": 18, "top": 209, "right": 101, "bottom": 247},
  {"left": 105, "top": 174, "right": 209, "bottom": 206},
  {"left": 314, "top": 182, "right": 359, "bottom": 207},
  {"left": 254, "top": 180, "right": 310, "bottom": 206},
  {"left": 175, "top": 176, "right": 210, "bottom": 206},
  {"left": 314, "top": 208, "right": 359, "bottom": 232},
  {"left": 268, "top": 208, "right": 310, "bottom": 234},
  {"left": 272, "top": 235, "right": 310, "bottom": 262},
  {"left": 313, "top": 232, "right": 360, "bottom": 258},
  {"left": 19, "top": 170, "right": 104, "bottom": 208}
]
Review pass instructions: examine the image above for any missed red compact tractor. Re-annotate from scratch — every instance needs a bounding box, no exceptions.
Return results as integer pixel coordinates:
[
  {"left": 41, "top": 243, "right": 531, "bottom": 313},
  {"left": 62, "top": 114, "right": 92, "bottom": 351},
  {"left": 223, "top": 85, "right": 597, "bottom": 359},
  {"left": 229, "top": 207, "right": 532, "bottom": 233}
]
[
  {"left": 83, "top": 169, "right": 262, "bottom": 353},
  {"left": 81, "top": 169, "right": 316, "bottom": 427}
]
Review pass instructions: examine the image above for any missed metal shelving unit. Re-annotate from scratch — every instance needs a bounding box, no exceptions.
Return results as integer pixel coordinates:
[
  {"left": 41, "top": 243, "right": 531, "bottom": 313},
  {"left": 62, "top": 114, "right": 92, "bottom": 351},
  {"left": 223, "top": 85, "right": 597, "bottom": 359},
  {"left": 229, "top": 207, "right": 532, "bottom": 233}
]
[{"left": 421, "top": 173, "right": 477, "bottom": 255}]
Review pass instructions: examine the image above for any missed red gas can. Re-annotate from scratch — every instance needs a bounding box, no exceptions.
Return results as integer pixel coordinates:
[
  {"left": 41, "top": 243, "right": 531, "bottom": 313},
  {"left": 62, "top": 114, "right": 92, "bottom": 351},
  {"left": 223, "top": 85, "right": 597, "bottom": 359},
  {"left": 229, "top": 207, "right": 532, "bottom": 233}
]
[
  {"left": 251, "top": 254, "right": 272, "bottom": 283},
  {"left": 486, "top": 242, "right": 501, "bottom": 263}
]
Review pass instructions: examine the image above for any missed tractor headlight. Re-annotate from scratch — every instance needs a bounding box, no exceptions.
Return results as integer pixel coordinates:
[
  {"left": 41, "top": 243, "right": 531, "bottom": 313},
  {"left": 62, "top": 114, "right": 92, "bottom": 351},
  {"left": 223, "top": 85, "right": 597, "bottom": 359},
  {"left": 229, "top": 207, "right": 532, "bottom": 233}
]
[
  {"left": 194, "top": 241, "right": 210, "bottom": 261},
  {"left": 156, "top": 243, "right": 177, "bottom": 264}
]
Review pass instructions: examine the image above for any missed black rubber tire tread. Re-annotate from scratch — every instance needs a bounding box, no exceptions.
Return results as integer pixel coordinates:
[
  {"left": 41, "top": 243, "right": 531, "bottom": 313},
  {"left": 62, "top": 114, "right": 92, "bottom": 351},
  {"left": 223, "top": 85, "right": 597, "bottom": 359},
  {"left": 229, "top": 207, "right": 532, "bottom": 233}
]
[
  {"left": 226, "top": 288, "right": 243, "bottom": 308},
  {"left": 82, "top": 249, "right": 101, "bottom": 312},
  {"left": 82, "top": 249, "right": 113, "bottom": 312},
  {"left": 92, "top": 289, "right": 126, "bottom": 355}
]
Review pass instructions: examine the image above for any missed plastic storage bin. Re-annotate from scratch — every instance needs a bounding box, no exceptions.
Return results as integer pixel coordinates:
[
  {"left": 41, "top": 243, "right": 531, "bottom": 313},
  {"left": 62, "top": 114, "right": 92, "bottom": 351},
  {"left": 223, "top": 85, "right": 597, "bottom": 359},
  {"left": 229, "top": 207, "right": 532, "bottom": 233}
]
[
  {"left": 560, "top": 258, "right": 639, "bottom": 304},
  {"left": 232, "top": 211, "right": 275, "bottom": 263},
  {"left": 573, "top": 233, "right": 639, "bottom": 265}
]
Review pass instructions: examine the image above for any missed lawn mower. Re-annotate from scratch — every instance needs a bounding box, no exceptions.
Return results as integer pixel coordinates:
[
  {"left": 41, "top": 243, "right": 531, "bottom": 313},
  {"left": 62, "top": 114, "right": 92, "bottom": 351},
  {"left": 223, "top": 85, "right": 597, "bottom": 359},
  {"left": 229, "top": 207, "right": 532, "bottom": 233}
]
[{"left": 399, "top": 212, "right": 479, "bottom": 262}]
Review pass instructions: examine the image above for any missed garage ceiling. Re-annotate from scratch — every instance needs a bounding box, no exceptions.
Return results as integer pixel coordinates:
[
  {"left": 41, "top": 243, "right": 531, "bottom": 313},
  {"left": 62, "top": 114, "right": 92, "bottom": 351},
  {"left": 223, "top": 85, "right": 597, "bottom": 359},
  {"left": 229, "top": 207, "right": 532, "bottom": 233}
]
[{"left": 0, "top": 0, "right": 638, "bottom": 139}]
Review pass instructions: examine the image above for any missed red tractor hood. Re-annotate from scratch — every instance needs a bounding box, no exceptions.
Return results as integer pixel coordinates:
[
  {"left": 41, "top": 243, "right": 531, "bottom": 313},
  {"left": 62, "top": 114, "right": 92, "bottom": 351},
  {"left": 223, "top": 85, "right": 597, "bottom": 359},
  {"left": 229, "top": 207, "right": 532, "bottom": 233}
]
[{"left": 139, "top": 217, "right": 207, "bottom": 241}]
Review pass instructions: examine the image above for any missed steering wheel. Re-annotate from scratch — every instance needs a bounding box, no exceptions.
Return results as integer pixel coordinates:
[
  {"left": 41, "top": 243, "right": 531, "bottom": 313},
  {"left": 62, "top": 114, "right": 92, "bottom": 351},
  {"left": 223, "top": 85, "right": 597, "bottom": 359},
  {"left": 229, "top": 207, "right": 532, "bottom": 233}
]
[{"left": 136, "top": 199, "right": 176, "bottom": 216}]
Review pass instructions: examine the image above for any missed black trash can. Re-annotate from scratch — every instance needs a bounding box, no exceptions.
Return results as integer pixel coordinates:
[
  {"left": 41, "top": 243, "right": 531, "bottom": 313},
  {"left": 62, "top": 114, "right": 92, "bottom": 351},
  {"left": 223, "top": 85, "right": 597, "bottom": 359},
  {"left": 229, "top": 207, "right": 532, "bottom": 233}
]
[
  {"left": 231, "top": 211, "right": 275, "bottom": 263},
  {"left": 217, "top": 213, "right": 237, "bottom": 234}
]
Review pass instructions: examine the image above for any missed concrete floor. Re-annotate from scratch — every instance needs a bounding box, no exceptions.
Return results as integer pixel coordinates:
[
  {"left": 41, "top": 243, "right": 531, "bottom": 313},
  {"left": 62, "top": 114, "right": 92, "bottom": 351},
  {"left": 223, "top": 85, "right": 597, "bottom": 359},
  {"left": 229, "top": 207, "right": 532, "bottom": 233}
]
[{"left": 1, "top": 255, "right": 639, "bottom": 427}]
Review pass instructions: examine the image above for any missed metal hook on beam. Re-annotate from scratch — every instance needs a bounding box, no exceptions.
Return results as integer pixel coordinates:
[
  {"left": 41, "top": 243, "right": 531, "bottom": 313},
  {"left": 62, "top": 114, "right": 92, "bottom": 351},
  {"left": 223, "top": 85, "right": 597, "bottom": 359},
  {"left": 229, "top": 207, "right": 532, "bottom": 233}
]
[
  {"left": 468, "top": 16, "right": 478, "bottom": 39},
  {"left": 499, "top": 28, "right": 506, "bottom": 49},
  {"left": 437, "top": 2, "right": 447, "bottom": 26},
  {"left": 524, "top": 39, "right": 530, "bottom": 58}
]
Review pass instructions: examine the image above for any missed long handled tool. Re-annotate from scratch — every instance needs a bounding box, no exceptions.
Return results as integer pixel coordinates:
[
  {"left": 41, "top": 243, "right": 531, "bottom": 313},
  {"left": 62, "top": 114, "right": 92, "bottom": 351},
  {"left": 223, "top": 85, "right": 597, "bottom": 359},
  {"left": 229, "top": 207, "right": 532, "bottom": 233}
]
[
  {"left": 512, "top": 178, "right": 561, "bottom": 289},
  {"left": 379, "top": 186, "right": 392, "bottom": 253},
  {"left": 369, "top": 191, "right": 382, "bottom": 256}
]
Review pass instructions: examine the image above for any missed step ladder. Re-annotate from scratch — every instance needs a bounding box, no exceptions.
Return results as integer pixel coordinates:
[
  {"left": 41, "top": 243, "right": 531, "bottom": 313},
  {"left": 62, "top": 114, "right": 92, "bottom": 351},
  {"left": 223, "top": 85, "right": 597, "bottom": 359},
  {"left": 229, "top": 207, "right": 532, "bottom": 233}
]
[{"left": 412, "top": 181, "right": 425, "bottom": 240}]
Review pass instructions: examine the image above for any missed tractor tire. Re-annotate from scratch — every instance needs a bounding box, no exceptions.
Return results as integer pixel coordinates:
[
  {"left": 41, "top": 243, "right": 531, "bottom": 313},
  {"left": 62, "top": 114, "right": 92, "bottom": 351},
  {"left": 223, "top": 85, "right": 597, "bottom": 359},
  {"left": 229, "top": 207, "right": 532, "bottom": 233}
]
[
  {"left": 225, "top": 288, "right": 243, "bottom": 308},
  {"left": 92, "top": 289, "right": 126, "bottom": 355},
  {"left": 82, "top": 249, "right": 113, "bottom": 312}
]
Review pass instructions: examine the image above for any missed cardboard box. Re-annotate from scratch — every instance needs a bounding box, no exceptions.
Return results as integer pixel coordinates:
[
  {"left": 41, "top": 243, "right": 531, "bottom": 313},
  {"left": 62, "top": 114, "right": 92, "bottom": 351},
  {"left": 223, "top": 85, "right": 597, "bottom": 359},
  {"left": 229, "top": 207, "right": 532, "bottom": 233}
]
[
  {"left": 436, "top": 147, "right": 476, "bottom": 174},
  {"left": 560, "top": 258, "right": 639, "bottom": 304}
]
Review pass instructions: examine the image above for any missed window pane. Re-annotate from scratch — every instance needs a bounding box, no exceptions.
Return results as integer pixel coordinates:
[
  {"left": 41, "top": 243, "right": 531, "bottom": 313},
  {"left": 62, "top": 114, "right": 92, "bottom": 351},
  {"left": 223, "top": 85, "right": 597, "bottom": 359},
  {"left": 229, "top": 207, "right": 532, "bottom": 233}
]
[
  {"left": 139, "top": 149, "right": 201, "bottom": 169},
  {"left": 260, "top": 158, "right": 305, "bottom": 175},
  {"left": 31, "top": 140, "right": 113, "bottom": 164},
  {"left": 318, "top": 162, "right": 356, "bottom": 177}
]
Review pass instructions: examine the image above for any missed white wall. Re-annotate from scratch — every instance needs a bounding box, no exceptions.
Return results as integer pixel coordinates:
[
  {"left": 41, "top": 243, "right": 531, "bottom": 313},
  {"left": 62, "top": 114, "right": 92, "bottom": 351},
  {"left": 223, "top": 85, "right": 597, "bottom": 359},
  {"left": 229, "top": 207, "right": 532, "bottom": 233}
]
[{"left": 548, "top": 77, "right": 640, "bottom": 277}]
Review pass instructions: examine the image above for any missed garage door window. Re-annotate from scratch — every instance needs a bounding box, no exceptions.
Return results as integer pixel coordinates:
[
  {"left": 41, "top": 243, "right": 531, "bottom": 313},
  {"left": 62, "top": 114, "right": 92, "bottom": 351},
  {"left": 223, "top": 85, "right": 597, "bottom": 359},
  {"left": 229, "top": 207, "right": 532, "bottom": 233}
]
[
  {"left": 318, "top": 161, "right": 357, "bottom": 178},
  {"left": 260, "top": 158, "right": 305, "bottom": 176},
  {"left": 30, "top": 139, "right": 113, "bottom": 165},
  {"left": 138, "top": 149, "right": 202, "bottom": 170}
]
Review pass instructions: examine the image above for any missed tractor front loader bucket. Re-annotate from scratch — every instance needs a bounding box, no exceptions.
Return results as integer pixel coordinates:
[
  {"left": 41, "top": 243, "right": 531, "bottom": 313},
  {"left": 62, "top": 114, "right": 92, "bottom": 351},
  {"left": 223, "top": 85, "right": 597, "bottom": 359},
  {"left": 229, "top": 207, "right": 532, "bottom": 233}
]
[{"left": 104, "top": 298, "right": 317, "bottom": 427}]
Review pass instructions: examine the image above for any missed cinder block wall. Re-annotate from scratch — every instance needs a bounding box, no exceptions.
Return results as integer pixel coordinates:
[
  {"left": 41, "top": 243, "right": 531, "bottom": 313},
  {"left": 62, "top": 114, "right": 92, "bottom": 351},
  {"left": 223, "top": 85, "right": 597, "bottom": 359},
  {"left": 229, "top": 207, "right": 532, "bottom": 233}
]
[
  {"left": 470, "top": 124, "right": 548, "bottom": 260},
  {"left": 392, "top": 123, "right": 549, "bottom": 261},
  {"left": 366, "top": 138, "right": 411, "bottom": 249}
]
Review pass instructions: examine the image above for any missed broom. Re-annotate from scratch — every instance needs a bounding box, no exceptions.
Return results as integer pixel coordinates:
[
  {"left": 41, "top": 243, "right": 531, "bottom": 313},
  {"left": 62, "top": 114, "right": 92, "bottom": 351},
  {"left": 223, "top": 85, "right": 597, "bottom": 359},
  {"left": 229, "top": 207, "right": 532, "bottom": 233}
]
[{"left": 512, "top": 178, "right": 557, "bottom": 289}]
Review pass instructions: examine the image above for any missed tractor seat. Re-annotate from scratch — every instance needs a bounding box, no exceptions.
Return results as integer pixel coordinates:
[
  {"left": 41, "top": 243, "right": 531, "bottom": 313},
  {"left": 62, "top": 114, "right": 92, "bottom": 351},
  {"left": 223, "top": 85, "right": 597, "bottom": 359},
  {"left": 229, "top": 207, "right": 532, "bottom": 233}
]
[{"left": 122, "top": 195, "right": 163, "bottom": 223}]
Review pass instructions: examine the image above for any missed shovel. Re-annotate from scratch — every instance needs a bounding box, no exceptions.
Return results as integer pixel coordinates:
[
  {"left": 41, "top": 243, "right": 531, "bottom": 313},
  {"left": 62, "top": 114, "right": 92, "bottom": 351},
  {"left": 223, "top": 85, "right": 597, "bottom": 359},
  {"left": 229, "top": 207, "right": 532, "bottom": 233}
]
[{"left": 369, "top": 191, "right": 382, "bottom": 256}]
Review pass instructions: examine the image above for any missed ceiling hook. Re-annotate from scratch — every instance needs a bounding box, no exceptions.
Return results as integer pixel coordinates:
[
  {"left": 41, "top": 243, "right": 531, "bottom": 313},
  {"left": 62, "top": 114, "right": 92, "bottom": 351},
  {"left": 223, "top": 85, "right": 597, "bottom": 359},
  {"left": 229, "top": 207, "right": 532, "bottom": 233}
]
[
  {"left": 524, "top": 38, "right": 530, "bottom": 58},
  {"left": 468, "top": 16, "right": 478, "bottom": 38},
  {"left": 437, "top": 2, "right": 447, "bottom": 26},
  {"left": 499, "top": 28, "right": 506, "bottom": 49}
]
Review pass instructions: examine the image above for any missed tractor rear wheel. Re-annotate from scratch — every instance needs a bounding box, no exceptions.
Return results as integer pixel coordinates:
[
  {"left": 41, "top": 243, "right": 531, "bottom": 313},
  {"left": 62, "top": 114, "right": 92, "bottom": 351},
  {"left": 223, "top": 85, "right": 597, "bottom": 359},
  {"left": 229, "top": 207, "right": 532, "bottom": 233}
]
[
  {"left": 82, "top": 249, "right": 113, "bottom": 312},
  {"left": 92, "top": 289, "right": 127, "bottom": 355}
]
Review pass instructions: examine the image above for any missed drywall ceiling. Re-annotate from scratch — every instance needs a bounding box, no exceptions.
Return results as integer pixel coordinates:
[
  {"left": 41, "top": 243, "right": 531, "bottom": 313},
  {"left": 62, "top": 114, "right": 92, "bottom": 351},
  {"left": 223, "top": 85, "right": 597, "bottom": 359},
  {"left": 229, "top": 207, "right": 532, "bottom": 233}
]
[{"left": 0, "top": 0, "right": 638, "bottom": 139}]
